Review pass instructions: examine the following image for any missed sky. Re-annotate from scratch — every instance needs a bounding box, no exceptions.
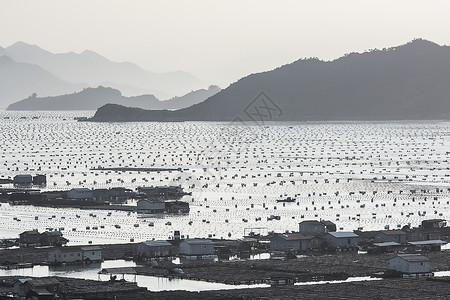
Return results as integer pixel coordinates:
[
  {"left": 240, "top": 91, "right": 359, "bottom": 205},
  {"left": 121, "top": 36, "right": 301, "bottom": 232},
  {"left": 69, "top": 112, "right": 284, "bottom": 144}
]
[{"left": 1, "top": 0, "right": 450, "bottom": 87}]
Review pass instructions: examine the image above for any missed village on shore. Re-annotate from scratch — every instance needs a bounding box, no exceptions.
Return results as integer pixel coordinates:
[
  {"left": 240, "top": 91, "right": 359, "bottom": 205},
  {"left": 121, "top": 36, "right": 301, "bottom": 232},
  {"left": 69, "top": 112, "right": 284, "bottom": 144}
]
[{"left": 1, "top": 174, "right": 450, "bottom": 299}]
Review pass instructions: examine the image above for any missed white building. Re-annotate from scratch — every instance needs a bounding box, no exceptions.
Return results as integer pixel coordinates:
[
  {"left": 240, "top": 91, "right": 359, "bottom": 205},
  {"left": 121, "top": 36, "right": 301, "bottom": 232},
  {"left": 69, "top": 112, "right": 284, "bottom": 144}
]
[
  {"left": 48, "top": 247, "right": 83, "bottom": 263},
  {"left": 81, "top": 246, "right": 102, "bottom": 261},
  {"left": 388, "top": 254, "right": 430, "bottom": 274},
  {"left": 48, "top": 246, "right": 102, "bottom": 263},
  {"left": 179, "top": 239, "right": 214, "bottom": 256}
]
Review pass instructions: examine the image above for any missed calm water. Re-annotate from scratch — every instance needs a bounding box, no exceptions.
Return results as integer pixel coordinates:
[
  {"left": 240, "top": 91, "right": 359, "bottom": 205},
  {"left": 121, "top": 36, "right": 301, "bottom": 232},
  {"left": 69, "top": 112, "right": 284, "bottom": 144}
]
[
  {"left": 0, "top": 259, "right": 269, "bottom": 291},
  {"left": 1, "top": 111, "right": 450, "bottom": 245}
]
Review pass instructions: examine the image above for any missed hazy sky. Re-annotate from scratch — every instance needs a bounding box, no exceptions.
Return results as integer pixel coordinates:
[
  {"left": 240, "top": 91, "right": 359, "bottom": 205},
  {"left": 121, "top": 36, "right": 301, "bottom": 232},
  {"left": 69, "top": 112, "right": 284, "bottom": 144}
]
[{"left": 1, "top": 0, "right": 450, "bottom": 86}]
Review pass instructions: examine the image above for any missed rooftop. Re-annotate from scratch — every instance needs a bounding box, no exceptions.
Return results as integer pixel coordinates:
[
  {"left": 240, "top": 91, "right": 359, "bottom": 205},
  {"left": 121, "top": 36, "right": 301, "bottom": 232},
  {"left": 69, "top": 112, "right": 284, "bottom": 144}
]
[
  {"left": 20, "top": 230, "right": 40, "bottom": 235},
  {"left": 396, "top": 254, "right": 429, "bottom": 262},
  {"left": 142, "top": 240, "right": 172, "bottom": 247},
  {"left": 275, "top": 233, "right": 315, "bottom": 241},
  {"left": 380, "top": 230, "right": 406, "bottom": 235},
  {"left": 327, "top": 232, "right": 359, "bottom": 238},
  {"left": 27, "top": 277, "right": 60, "bottom": 287},
  {"left": 373, "top": 242, "right": 401, "bottom": 247},
  {"left": 408, "top": 240, "right": 447, "bottom": 246},
  {"left": 80, "top": 246, "right": 102, "bottom": 251},
  {"left": 183, "top": 239, "right": 213, "bottom": 245}
]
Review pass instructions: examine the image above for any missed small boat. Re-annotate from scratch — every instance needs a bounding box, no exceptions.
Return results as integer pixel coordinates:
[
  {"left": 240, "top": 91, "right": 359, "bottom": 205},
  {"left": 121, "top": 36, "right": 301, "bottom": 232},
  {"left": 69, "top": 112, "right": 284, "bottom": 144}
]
[{"left": 276, "top": 197, "right": 295, "bottom": 203}]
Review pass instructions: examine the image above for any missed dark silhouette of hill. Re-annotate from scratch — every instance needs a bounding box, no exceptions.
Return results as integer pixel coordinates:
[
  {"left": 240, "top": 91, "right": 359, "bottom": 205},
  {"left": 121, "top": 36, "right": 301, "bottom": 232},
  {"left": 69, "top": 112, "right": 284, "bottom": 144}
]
[
  {"left": 7, "top": 85, "right": 221, "bottom": 111},
  {"left": 0, "top": 55, "right": 85, "bottom": 108},
  {"left": 3, "top": 41, "right": 205, "bottom": 99},
  {"left": 88, "top": 39, "right": 450, "bottom": 122}
]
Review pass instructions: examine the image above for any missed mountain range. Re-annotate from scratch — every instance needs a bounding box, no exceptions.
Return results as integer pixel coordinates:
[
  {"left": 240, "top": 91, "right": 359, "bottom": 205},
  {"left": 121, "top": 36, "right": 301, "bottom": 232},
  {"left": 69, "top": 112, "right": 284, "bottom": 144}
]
[
  {"left": 0, "top": 42, "right": 207, "bottom": 108},
  {"left": 7, "top": 85, "right": 221, "bottom": 111},
  {"left": 88, "top": 39, "right": 450, "bottom": 122}
]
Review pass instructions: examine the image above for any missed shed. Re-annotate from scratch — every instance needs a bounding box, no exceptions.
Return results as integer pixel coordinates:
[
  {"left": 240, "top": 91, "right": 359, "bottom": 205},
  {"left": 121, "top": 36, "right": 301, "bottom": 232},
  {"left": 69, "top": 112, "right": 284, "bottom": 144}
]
[
  {"left": 137, "top": 199, "right": 165, "bottom": 213},
  {"left": 135, "top": 240, "right": 173, "bottom": 258},
  {"left": 322, "top": 232, "right": 359, "bottom": 249},
  {"left": 270, "top": 233, "right": 318, "bottom": 251},
  {"left": 374, "top": 230, "right": 407, "bottom": 244},
  {"left": 179, "top": 239, "right": 214, "bottom": 256},
  {"left": 388, "top": 254, "right": 430, "bottom": 274}
]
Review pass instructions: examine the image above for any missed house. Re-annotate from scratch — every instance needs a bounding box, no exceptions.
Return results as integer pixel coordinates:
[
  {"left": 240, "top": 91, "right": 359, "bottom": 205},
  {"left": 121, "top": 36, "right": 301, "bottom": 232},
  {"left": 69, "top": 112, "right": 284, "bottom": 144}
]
[
  {"left": 14, "top": 278, "right": 60, "bottom": 298},
  {"left": 179, "top": 239, "right": 214, "bottom": 256},
  {"left": 135, "top": 240, "right": 173, "bottom": 258},
  {"left": 388, "top": 254, "right": 430, "bottom": 274},
  {"left": 32, "top": 174, "right": 47, "bottom": 186},
  {"left": 421, "top": 219, "right": 446, "bottom": 229},
  {"left": 47, "top": 247, "right": 83, "bottom": 263},
  {"left": 298, "top": 220, "right": 336, "bottom": 236},
  {"left": 270, "top": 233, "right": 320, "bottom": 251},
  {"left": 67, "top": 188, "right": 93, "bottom": 200},
  {"left": 26, "top": 288, "right": 55, "bottom": 300},
  {"left": 80, "top": 246, "right": 103, "bottom": 262},
  {"left": 322, "top": 232, "right": 359, "bottom": 249},
  {"left": 405, "top": 228, "right": 442, "bottom": 242},
  {"left": 137, "top": 199, "right": 165, "bottom": 213},
  {"left": 48, "top": 246, "right": 102, "bottom": 264},
  {"left": 19, "top": 230, "right": 41, "bottom": 246},
  {"left": 40, "top": 231, "right": 68, "bottom": 246},
  {"left": 13, "top": 278, "right": 32, "bottom": 296},
  {"left": 13, "top": 174, "right": 33, "bottom": 187},
  {"left": 374, "top": 230, "right": 407, "bottom": 244}
]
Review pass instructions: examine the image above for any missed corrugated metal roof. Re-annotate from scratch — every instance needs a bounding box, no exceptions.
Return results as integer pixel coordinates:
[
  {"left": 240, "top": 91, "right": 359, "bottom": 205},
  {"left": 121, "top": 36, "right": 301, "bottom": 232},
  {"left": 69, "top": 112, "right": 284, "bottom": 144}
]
[
  {"left": 276, "top": 233, "right": 315, "bottom": 241},
  {"left": 28, "top": 277, "right": 60, "bottom": 286},
  {"left": 142, "top": 240, "right": 172, "bottom": 247},
  {"left": 373, "top": 242, "right": 401, "bottom": 247},
  {"left": 327, "top": 232, "right": 359, "bottom": 238},
  {"left": 80, "top": 246, "right": 102, "bottom": 251},
  {"left": 396, "top": 254, "right": 429, "bottom": 262},
  {"left": 380, "top": 230, "right": 406, "bottom": 235},
  {"left": 184, "top": 239, "right": 213, "bottom": 245},
  {"left": 408, "top": 240, "right": 447, "bottom": 246}
]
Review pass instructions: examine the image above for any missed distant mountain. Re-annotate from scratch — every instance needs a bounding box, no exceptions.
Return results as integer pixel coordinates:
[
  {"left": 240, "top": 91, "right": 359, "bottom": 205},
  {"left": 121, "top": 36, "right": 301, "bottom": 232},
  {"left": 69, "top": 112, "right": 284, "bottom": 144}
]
[
  {"left": 7, "top": 85, "right": 221, "bottom": 111},
  {"left": 155, "top": 85, "right": 221, "bottom": 110},
  {"left": 3, "top": 41, "right": 206, "bottom": 99},
  {"left": 0, "top": 55, "right": 86, "bottom": 108},
  {"left": 88, "top": 39, "right": 450, "bottom": 122}
]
